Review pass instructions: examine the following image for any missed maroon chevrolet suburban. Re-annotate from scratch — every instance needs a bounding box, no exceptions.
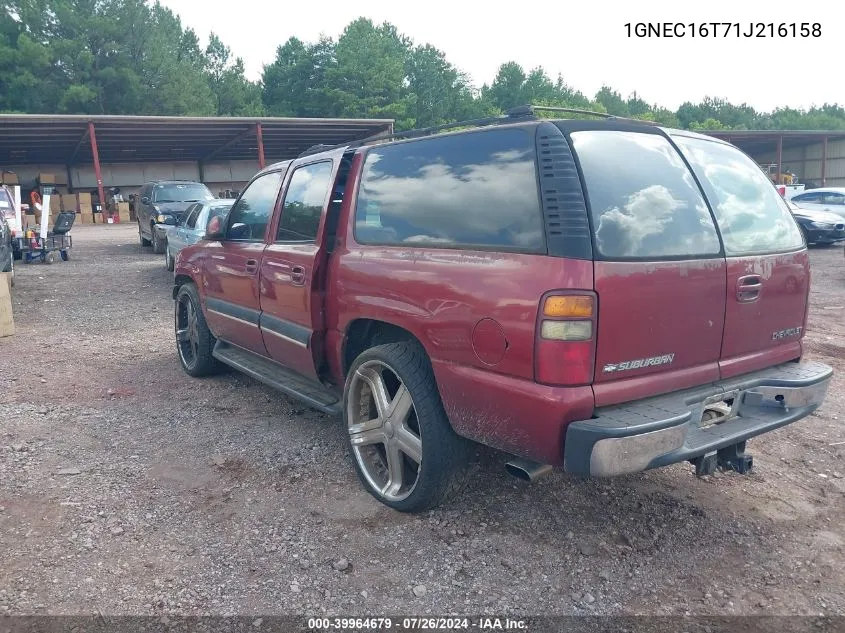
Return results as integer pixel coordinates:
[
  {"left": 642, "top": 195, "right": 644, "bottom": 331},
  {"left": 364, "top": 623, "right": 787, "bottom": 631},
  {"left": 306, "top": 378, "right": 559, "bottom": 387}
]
[{"left": 172, "top": 107, "right": 833, "bottom": 512}]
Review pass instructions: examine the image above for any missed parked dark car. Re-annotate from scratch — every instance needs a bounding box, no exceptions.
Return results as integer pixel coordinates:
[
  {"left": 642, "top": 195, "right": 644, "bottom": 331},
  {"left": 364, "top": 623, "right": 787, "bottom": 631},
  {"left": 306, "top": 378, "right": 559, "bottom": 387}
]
[
  {"left": 0, "top": 211, "right": 14, "bottom": 285},
  {"left": 0, "top": 184, "right": 21, "bottom": 260},
  {"left": 787, "top": 199, "right": 845, "bottom": 245},
  {"left": 172, "top": 108, "right": 833, "bottom": 513},
  {"left": 136, "top": 181, "right": 215, "bottom": 254}
]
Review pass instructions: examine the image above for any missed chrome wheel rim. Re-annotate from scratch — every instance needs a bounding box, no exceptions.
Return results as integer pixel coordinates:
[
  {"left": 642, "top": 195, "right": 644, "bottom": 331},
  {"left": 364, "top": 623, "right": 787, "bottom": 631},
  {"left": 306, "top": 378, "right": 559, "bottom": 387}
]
[
  {"left": 175, "top": 294, "right": 199, "bottom": 368},
  {"left": 347, "top": 360, "right": 423, "bottom": 502}
]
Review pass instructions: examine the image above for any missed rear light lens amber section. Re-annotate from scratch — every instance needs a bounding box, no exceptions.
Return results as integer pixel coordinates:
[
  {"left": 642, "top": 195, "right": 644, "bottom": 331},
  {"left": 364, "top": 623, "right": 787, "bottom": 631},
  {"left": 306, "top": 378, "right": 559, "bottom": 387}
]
[
  {"left": 543, "top": 295, "right": 594, "bottom": 318},
  {"left": 535, "top": 291, "right": 597, "bottom": 386}
]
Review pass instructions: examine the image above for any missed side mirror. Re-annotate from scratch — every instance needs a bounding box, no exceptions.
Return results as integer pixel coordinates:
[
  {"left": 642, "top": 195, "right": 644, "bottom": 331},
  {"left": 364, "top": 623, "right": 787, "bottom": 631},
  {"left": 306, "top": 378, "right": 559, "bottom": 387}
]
[
  {"left": 203, "top": 215, "right": 225, "bottom": 240},
  {"left": 141, "top": 196, "right": 150, "bottom": 205},
  {"left": 163, "top": 216, "right": 177, "bottom": 226}
]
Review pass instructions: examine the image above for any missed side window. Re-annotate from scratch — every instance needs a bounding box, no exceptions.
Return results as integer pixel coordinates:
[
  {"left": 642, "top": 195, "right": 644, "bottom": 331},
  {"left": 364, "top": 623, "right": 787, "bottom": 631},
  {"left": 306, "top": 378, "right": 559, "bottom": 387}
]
[
  {"left": 570, "top": 131, "right": 721, "bottom": 259},
  {"left": 226, "top": 171, "right": 283, "bottom": 242},
  {"left": 793, "top": 192, "right": 819, "bottom": 203},
  {"left": 354, "top": 128, "right": 544, "bottom": 252},
  {"left": 179, "top": 204, "right": 198, "bottom": 227},
  {"left": 821, "top": 192, "right": 845, "bottom": 205},
  {"left": 185, "top": 205, "right": 201, "bottom": 229},
  {"left": 277, "top": 161, "right": 334, "bottom": 242},
  {"left": 674, "top": 135, "right": 804, "bottom": 255}
]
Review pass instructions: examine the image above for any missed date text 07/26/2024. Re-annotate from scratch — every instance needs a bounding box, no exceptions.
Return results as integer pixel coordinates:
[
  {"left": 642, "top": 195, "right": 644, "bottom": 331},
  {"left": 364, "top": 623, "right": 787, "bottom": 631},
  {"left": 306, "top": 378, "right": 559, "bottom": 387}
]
[{"left": 625, "top": 22, "right": 821, "bottom": 38}]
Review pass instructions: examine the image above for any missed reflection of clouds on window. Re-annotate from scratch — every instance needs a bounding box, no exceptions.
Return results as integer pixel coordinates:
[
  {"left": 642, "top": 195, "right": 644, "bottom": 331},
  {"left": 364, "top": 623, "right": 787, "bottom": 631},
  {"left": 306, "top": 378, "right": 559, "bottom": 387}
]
[
  {"left": 572, "top": 131, "right": 720, "bottom": 258},
  {"left": 355, "top": 130, "right": 544, "bottom": 252},
  {"left": 595, "top": 185, "right": 681, "bottom": 256},
  {"left": 675, "top": 137, "right": 804, "bottom": 254}
]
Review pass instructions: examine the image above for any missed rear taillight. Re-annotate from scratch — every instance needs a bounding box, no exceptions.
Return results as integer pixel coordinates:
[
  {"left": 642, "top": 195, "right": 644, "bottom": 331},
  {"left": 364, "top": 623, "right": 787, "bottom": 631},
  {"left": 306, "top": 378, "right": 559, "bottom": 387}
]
[{"left": 535, "top": 291, "right": 597, "bottom": 386}]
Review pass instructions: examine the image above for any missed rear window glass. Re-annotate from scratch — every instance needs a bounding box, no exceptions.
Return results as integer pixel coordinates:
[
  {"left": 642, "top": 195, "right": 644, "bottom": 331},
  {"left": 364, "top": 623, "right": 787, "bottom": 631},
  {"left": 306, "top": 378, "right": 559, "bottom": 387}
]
[
  {"left": 673, "top": 136, "right": 805, "bottom": 255},
  {"left": 354, "top": 128, "right": 544, "bottom": 252},
  {"left": 571, "top": 131, "right": 721, "bottom": 259}
]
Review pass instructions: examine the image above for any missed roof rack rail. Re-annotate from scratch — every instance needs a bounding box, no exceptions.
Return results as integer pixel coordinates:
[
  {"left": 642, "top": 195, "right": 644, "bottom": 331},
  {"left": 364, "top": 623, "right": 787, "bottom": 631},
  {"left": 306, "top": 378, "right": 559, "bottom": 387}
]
[
  {"left": 295, "top": 104, "right": 657, "bottom": 159},
  {"left": 512, "top": 104, "right": 659, "bottom": 125},
  {"left": 296, "top": 109, "right": 534, "bottom": 158}
]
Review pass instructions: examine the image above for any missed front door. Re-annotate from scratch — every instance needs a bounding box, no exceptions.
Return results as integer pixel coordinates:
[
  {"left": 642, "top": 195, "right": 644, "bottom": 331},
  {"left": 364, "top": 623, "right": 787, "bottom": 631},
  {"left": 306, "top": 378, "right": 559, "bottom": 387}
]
[
  {"left": 259, "top": 160, "right": 336, "bottom": 380},
  {"left": 202, "top": 170, "right": 285, "bottom": 356}
]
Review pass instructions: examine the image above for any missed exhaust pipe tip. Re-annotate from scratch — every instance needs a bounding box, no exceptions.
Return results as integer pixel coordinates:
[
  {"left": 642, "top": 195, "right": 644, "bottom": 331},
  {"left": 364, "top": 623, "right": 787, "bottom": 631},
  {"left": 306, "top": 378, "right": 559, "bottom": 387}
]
[{"left": 505, "top": 458, "right": 553, "bottom": 482}]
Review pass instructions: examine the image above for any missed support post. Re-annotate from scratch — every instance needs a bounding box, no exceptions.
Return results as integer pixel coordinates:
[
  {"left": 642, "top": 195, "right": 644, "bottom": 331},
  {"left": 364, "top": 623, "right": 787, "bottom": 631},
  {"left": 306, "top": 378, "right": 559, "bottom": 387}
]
[
  {"left": 776, "top": 135, "right": 783, "bottom": 185},
  {"left": 256, "top": 122, "right": 266, "bottom": 170},
  {"left": 66, "top": 165, "right": 74, "bottom": 193},
  {"left": 89, "top": 122, "right": 106, "bottom": 222},
  {"left": 198, "top": 160, "right": 205, "bottom": 184},
  {"left": 821, "top": 136, "right": 828, "bottom": 186}
]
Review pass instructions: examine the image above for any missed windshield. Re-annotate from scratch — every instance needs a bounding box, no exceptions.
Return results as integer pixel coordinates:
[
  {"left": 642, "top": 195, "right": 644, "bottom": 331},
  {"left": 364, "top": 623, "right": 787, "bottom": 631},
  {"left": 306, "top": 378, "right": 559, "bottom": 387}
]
[{"left": 153, "top": 184, "right": 214, "bottom": 203}]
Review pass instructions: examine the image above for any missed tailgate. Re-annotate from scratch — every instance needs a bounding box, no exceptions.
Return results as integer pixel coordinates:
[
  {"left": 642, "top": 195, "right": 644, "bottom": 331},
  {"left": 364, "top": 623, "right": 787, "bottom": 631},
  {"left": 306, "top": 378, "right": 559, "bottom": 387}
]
[{"left": 672, "top": 134, "right": 808, "bottom": 379}]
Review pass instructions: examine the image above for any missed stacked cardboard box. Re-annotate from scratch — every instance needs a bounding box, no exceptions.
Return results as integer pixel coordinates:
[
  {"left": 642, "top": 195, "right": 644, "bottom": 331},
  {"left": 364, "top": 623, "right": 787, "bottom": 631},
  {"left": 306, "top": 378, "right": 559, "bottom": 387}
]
[
  {"left": 77, "top": 192, "right": 94, "bottom": 224},
  {"left": 60, "top": 194, "right": 78, "bottom": 212},
  {"left": 0, "top": 171, "right": 18, "bottom": 185},
  {"left": 117, "top": 202, "right": 131, "bottom": 223}
]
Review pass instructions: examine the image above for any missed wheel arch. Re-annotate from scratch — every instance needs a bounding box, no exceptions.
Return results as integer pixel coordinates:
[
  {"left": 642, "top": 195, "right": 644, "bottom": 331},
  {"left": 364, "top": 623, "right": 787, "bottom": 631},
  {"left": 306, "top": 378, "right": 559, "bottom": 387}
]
[{"left": 341, "top": 318, "right": 426, "bottom": 378}]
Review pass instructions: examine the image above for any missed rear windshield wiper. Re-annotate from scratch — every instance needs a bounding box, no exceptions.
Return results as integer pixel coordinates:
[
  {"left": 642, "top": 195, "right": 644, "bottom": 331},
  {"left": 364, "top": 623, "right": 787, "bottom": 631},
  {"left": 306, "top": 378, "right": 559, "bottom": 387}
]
[{"left": 156, "top": 199, "right": 177, "bottom": 203}]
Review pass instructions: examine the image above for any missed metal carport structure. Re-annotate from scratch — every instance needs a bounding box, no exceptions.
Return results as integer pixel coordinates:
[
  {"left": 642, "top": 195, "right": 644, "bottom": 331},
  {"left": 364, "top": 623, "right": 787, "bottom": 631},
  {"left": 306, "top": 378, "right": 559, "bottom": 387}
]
[
  {"left": 0, "top": 114, "right": 394, "bottom": 210},
  {"left": 706, "top": 130, "right": 845, "bottom": 187}
]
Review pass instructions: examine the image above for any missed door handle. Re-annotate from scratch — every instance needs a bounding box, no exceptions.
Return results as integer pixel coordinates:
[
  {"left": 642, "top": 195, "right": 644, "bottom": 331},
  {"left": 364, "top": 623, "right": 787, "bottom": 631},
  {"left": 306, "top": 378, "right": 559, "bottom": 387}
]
[
  {"left": 736, "top": 274, "right": 762, "bottom": 302},
  {"left": 290, "top": 265, "right": 306, "bottom": 285},
  {"left": 245, "top": 258, "right": 259, "bottom": 274}
]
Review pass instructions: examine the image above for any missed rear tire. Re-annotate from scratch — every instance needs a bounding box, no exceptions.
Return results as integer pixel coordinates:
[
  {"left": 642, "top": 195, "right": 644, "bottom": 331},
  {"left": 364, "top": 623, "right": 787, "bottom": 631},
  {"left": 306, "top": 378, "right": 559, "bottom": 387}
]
[
  {"left": 175, "top": 282, "right": 221, "bottom": 377},
  {"left": 343, "top": 341, "right": 468, "bottom": 513},
  {"left": 152, "top": 228, "right": 165, "bottom": 254},
  {"left": 139, "top": 222, "right": 151, "bottom": 247}
]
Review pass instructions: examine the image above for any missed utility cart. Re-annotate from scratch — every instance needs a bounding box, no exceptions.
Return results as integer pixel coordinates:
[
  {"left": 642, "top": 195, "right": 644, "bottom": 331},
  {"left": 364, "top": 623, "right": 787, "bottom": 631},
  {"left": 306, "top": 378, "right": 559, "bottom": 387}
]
[{"left": 22, "top": 211, "right": 74, "bottom": 265}]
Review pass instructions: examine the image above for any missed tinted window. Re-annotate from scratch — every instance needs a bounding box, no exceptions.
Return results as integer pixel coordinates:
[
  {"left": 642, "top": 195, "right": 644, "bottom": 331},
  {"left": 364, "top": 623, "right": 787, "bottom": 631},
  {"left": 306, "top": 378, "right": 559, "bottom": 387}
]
[
  {"left": 673, "top": 136, "right": 804, "bottom": 255},
  {"left": 153, "top": 183, "right": 214, "bottom": 203},
  {"left": 821, "top": 192, "right": 845, "bottom": 205},
  {"left": 354, "top": 128, "right": 543, "bottom": 252},
  {"left": 571, "top": 131, "right": 720, "bottom": 259},
  {"left": 182, "top": 204, "right": 201, "bottom": 228},
  {"left": 793, "top": 191, "right": 820, "bottom": 203},
  {"left": 277, "top": 161, "right": 333, "bottom": 242},
  {"left": 227, "top": 172, "right": 283, "bottom": 242}
]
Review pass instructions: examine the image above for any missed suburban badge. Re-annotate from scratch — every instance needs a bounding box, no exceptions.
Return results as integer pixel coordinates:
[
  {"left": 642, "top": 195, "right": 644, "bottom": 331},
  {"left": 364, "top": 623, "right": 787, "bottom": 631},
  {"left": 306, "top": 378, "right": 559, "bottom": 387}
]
[{"left": 603, "top": 353, "right": 675, "bottom": 373}]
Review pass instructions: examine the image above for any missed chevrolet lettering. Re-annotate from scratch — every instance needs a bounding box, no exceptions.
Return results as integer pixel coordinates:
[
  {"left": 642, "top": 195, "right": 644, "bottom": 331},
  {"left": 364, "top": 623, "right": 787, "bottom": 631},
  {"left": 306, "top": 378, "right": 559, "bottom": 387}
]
[
  {"left": 603, "top": 354, "right": 676, "bottom": 374},
  {"left": 772, "top": 327, "right": 803, "bottom": 341}
]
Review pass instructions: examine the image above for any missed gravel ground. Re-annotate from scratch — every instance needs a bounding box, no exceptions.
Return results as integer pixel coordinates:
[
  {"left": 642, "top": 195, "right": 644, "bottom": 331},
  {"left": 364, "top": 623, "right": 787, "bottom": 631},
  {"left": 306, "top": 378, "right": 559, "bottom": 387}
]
[{"left": 1, "top": 224, "right": 843, "bottom": 618}]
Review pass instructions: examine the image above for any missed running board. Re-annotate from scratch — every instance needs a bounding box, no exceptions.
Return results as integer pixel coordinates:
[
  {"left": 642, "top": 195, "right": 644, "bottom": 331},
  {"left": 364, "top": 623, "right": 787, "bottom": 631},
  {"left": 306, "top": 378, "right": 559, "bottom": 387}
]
[{"left": 213, "top": 341, "right": 342, "bottom": 415}]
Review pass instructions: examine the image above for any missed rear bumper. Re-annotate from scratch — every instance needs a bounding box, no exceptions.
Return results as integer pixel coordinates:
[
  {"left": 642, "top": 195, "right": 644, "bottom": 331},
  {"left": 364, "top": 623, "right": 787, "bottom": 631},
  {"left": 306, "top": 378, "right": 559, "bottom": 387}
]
[{"left": 563, "top": 361, "right": 833, "bottom": 477}]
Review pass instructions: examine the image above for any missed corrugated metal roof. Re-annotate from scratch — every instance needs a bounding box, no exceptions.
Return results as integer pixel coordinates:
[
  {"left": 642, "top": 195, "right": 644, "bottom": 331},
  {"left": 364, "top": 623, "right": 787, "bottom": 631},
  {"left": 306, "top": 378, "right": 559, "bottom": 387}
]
[{"left": 0, "top": 114, "right": 394, "bottom": 166}]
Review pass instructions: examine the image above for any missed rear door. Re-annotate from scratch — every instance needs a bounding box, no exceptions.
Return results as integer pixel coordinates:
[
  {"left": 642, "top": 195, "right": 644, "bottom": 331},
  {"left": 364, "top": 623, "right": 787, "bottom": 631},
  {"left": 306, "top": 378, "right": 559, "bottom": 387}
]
[
  {"left": 203, "top": 170, "right": 284, "bottom": 356},
  {"left": 259, "top": 159, "right": 338, "bottom": 380},
  {"left": 673, "top": 134, "right": 809, "bottom": 379},
  {"left": 567, "top": 127, "right": 727, "bottom": 407}
]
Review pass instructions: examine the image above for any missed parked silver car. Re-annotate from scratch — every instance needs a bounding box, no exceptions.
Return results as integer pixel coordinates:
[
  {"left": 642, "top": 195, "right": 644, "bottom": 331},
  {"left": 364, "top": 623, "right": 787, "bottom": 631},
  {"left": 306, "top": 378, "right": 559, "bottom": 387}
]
[{"left": 164, "top": 199, "right": 235, "bottom": 271}]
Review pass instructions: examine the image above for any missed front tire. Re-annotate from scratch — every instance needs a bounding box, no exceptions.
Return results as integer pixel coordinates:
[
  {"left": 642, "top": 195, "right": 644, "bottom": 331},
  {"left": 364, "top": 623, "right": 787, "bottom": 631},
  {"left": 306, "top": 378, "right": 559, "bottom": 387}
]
[
  {"left": 152, "top": 227, "right": 165, "bottom": 254},
  {"left": 139, "top": 222, "right": 151, "bottom": 247},
  {"left": 175, "top": 283, "right": 220, "bottom": 377},
  {"left": 343, "top": 341, "right": 467, "bottom": 513}
]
